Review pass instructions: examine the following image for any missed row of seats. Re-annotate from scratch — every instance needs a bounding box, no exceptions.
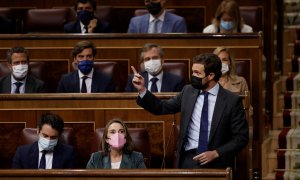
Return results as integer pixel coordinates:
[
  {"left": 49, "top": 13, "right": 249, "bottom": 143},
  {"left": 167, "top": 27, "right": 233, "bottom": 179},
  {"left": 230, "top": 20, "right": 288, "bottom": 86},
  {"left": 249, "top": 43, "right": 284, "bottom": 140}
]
[
  {"left": 0, "top": 59, "right": 250, "bottom": 93},
  {"left": 0, "top": 6, "right": 263, "bottom": 33},
  {"left": 2, "top": 127, "right": 152, "bottom": 168}
]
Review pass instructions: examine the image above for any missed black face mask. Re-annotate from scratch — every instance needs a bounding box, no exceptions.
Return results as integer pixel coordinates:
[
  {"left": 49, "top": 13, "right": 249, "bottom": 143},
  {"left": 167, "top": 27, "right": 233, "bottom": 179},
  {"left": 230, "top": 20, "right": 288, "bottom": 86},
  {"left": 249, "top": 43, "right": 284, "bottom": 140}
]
[
  {"left": 190, "top": 75, "right": 208, "bottom": 90},
  {"left": 146, "top": 2, "right": 162, "bottom": 16},
  {"left": 77, "top": 10, "right": 94, "bottom": 25}
]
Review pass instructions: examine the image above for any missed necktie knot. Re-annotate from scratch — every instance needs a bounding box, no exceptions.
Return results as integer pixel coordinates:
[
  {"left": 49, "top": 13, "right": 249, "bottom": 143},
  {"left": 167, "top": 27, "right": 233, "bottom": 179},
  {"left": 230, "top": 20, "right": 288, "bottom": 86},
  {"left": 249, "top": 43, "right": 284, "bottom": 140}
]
[
  {"left": 150, "top": 77, "right": 158, "bottom": 92},
  {"left": 14, "top": 81, "right": 23, "bottom": 94}
]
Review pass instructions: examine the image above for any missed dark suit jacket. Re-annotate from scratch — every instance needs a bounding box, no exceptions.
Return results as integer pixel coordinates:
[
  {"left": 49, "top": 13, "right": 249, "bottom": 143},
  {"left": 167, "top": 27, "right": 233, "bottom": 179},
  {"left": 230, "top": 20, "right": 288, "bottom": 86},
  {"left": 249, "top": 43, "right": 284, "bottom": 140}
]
[
  {"left": 12, "top": 142, "right": 76, "bottom": 169},
  {"left": 137, "top": 84, "right": 249, "bottom": 168},
  {"left": 125, "top": 71, "right": 185, "bottom": 92},
  {"left": 64, "top": 20, "right": 112, "bottom": 33},
  {"left": 127, "top": 11, "right": 187, "bottom": 33},
  {"left": 86, "top": 151, "right": 146, "bottom": 169},
  {"left": 0, "top": 74, "right": 45, "bottom": 93},
  {"left": 56, "top": 70, "right": 115, "bottom": 93}
]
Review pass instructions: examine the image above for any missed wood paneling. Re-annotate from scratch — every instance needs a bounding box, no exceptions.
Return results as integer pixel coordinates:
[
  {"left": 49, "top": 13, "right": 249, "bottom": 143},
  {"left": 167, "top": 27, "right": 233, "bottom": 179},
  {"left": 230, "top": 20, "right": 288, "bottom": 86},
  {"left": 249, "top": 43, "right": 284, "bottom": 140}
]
[{"left": 0, "top": 168, "right": 232, "bottom": 180}]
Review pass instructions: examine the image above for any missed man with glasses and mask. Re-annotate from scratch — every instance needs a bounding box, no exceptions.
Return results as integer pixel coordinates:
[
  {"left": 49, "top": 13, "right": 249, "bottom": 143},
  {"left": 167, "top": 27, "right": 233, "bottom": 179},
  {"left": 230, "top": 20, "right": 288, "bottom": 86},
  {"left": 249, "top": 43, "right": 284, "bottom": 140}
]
[
  {"left": 0, "top": 46, "right": 45, "bottom": 93},
  {"left": 125, "top": 43, "right": 184, "bottom": 92},
  {"left": 64, "top": 0, "right": 112, "bottom": 33},
  {"left": 130, "top": 53, "right": 248, "bottom": 169},
  {"left": 57, "top": 40, "right": 115, "bottom": 93},
  {"left": 12, "top": 113, "right": 76, "bottom": 169},
  {"left": 127, "top": 0, "right": 187, "bottom": 33}
]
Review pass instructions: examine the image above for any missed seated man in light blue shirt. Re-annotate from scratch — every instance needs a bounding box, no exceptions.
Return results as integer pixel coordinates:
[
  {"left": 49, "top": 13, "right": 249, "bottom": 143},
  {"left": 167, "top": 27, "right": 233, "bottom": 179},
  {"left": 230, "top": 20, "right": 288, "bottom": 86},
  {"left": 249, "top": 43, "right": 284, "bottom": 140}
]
[{"left": 127, "top": 0, "right": 187, "bottom": 33}]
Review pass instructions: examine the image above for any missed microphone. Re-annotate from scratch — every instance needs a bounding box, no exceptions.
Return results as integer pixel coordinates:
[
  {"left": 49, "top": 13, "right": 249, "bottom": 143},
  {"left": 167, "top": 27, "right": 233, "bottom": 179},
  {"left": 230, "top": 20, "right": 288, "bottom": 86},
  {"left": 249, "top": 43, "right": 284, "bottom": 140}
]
[{"left": 160, "top": 114, "right": 177, "bottom": 169}]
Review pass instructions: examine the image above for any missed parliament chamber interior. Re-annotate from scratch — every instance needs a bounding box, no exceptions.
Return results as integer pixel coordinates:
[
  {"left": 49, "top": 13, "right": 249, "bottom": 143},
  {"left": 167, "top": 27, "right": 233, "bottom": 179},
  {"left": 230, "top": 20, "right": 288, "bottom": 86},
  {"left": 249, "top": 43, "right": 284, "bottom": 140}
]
[{"left": 0, "top": 0, "right": 296, "bottom": 179}]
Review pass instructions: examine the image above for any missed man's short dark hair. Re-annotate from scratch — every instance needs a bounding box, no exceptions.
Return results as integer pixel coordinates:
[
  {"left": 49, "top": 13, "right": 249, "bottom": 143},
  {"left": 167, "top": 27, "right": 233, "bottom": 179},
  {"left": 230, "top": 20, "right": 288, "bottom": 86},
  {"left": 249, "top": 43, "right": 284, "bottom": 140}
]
[
  {"left": 6, "top": 46, "right": 29, "bottom": 64},
  {"left": 71, "top": 40, "right": 97, "bottom": 59},
  {"left": 192, "top": 53, "right": 222, "bottom": 81},
  {"left": 38, "top": 113, "right": 64, "bottom": 135},
  {"left": 74, "top": 0, "right": 97, "bottom": 11}
]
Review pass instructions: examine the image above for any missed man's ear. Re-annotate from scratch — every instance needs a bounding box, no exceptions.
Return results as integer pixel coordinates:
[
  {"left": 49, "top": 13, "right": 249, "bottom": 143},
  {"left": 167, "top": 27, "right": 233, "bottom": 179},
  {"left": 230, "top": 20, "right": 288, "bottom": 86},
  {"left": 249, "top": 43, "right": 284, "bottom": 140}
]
[{"left": 209, "top": 73, "right": 215, "bottom": 80}]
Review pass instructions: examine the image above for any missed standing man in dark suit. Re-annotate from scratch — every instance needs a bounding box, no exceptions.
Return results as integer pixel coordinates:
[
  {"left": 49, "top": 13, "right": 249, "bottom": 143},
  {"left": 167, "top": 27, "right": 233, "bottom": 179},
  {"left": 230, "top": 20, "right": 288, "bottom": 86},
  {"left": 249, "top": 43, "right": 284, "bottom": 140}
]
[
  {"left": 127, "top": 0, "right": 187, "bottom": 33},
  {"left": 12, "top": 113, "right": 76, "bottom": 169},
  {"left": 57, "top": 40, "right": 115, "bottom": 93},
  {"left": 0, "top": 46, "right": 45, "bottom": 93},
  {"left": 131, "top": 53, "right": 248, "bottom": 168},
  {"left": 125, "top": 43, "right": 184, "bottom": 92},
  {"left": 64, "top": 0, "right": 112, "bottom": 33}
]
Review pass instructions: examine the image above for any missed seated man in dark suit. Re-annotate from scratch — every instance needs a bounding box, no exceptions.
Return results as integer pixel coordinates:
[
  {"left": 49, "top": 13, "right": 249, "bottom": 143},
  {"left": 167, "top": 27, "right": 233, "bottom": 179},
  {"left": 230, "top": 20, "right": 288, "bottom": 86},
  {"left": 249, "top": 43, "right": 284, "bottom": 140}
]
[
  {"left": 57, "top": 40, "right": 115, "bottom": 93},
  {"left": 0, "top": 46, "right": 45, "bottom": 93},
  {"left": 12, "top": 113, "right": 76, "bottom": 169},
  {"left": 64, "top": 0, "right": 112, "bottom": 33},
  {"left": 127, "top": 0, "right": 187, "bottom": 33},
  {"left": 125, "top": 43, "right": 184, "bottom": 92}
]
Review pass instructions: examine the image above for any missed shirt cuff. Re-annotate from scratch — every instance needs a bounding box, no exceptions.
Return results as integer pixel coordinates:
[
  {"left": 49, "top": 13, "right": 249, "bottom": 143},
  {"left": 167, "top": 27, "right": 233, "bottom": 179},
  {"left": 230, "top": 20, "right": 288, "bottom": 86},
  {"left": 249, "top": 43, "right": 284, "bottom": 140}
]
[{"left": 138, "top": 89, "right": 147, "bottom": 98}]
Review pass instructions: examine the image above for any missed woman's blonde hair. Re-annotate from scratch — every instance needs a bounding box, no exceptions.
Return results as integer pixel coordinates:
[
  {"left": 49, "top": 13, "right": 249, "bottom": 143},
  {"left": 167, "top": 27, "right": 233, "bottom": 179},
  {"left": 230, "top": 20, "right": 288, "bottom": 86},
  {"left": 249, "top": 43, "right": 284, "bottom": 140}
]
[
  {"left": 212, "top": 0, "right": 244, "bottom": 32},
  {"left": 213, "top": 47, "right": 236, "bottom": 76}
]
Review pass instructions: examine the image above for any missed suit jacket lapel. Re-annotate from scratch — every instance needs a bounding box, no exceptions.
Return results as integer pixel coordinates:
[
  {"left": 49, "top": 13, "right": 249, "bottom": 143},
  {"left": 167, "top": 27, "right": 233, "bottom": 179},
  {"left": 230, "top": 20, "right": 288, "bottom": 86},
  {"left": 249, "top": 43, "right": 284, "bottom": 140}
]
[
  {"left": 91, "top": 71, "right": 99, "bottom": 92},
  {"left": 161, "top": 12, "right": 170, "bottom": 33},
  {"left": 73, "top": 71, "right": 80, "bottom": 92},
  {"left": 30, "top": 142, "right": 40, "bottom": 168},
  {"left": 120, "top": 153, "right": 130, "bottom": 168},
  {"left": 209, "top": 87, "right": 226, "bottom": 143},
  {"left": 142, "top": 15, "right": 150, "bottom": 33},
  {"left": 103, "top": 155, "right": 111, "bottom": 169},
  {"left": 25, "top": 76, "right": 33, "bottom": 93},
  {"left": 161, "top": 73, "right": 168, "bottom": 92},
  {"left": 76, "top": 21, "right": 82, "bottom": 33}
]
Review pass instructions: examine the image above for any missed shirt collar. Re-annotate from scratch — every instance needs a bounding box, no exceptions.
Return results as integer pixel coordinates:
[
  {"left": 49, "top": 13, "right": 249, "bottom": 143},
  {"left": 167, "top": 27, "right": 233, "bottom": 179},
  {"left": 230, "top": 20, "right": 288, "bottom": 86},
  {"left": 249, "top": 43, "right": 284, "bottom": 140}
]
[
  {"left": 149, "top": 10, "right": 166, "bottom": 23},
  {"left": 78, "top": 68, "right": 94, "bottom": 79},
  {"left": 11, "top": 74, "right": 27, "bottom": 84},
  {"left": 203, "top": 83, "right": 219, "bottom": 96},
  {"left": 148, "top": 71, "right": 164, "bottom": 81}
]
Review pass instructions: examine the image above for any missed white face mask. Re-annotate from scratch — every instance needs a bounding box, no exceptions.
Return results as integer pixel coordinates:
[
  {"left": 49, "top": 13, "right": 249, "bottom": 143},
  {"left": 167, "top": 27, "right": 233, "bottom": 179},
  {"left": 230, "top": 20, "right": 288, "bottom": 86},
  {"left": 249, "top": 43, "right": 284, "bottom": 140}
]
[
  {"left": 38, "top": 136, "right": 58, "bottom": 151},
  {"left": 12, "top": 64, "right": 28, "bottom": 79},
  {"left": 144, "top": 59, "right": 162, "bottom": 75},
  {"left": 221, "top": 63, "right": 229, "bottom": 74}
]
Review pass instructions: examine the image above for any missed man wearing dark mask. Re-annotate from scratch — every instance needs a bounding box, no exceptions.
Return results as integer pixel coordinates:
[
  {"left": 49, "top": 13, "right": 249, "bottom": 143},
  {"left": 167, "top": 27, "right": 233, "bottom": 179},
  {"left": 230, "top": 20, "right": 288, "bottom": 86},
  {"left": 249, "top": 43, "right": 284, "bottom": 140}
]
[
  {"left": 0, "top": 46, "right": 45, "bottom": 93},
  {"left": 127, "top": 0, "right": 187, "bottom": 33},
  {"left": 57, "top": 40, "right": 115, "bottom": 93},
  {"left": 64, "top": 0, "right": 112, "bottom": 33},
  {"left": 130, "top": 53, "right": 248, "bottom": 169},
  {"left": 12, "top": 113, "right": 76, "bottom": 169},
  {"left": 125, "top": 43, "right": 184, "bottom": 92}
]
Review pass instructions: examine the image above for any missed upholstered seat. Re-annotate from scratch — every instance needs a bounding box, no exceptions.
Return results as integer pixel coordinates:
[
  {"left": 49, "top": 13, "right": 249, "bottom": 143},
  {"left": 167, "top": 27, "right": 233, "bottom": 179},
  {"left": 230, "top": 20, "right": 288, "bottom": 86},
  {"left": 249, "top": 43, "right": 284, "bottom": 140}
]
[
  {"left": 24, "top": 8, "right": 69, "bottom": 33},
  {"left": 163, "top": 62, "right": 189, "bottom": 84},
  {"left": 91, "top": 128, "right": 151, "bottom": 167},
  {"left": 21, "top": 127, "right": 74, "bottom": 145},
  {"left": 240, "top": 6, "right": 263, "bottom": 32}
]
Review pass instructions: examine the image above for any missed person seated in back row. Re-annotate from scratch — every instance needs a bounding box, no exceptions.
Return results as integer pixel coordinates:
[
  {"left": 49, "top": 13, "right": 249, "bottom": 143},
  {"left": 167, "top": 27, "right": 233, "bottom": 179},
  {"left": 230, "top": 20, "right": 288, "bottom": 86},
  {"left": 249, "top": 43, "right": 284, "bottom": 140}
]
[
  {"left": 125, "top": 43, "right": 185, "bottom": 92},
  {"left": 203, "top": 0, "right": 252, "bottom": 33},
  {"left": 86, "top": 118, "right": 146, "bottom": 169},
  {"left": 57, "top": 40, "right": 115, "bottom": 93},
  {"left": 64, "top": 0, "right": 112, "bottom": 33},
  {"left": 12, "top": 113, "right": 76, "bottom": 169},
  {"left": 127, "top": 0, "right": 187, "bottom": 33},
  {"left": 0, "top": 46, "right": 45, "bottom": 93}
]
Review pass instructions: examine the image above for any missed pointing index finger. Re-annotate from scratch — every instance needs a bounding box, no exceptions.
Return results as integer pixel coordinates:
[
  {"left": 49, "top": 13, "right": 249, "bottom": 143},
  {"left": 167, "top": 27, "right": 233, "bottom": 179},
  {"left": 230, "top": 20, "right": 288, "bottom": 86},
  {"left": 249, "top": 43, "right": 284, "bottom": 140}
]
[{"left": 131, "top": 66, "right": 138, "bottom": 74}]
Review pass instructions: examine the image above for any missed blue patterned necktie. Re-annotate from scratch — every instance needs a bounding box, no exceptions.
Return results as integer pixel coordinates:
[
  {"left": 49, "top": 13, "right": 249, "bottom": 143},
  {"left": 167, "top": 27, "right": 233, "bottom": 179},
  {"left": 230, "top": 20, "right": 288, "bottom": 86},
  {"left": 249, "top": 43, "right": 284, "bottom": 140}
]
[
  {"left": 198, "top": 91, "right": 209, "bottom": 153},
  {"left": 150, "top": 77, "right": 158, "bottom": 92}
]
